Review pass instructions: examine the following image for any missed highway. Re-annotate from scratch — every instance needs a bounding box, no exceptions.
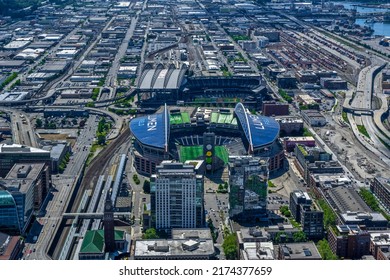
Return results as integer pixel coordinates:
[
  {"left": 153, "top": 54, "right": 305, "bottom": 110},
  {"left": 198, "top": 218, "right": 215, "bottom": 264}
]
[
  {"left": 104, "top": 13, "right": 138, "bottom": 100},
  {"left": 348, "top": 63, "right": 390, "bottom": 163},
  {"left": 0, "top": 107, "right": 38, "bottom": 147},
  {"left": 24, "top": 115, "right": 99, "bottom": 260}
]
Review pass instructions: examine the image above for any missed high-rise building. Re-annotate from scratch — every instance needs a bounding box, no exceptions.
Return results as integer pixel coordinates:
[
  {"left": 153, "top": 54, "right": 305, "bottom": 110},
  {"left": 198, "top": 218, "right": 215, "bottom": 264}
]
[
  {"left": 151, "top": 160, "right": 204, "bottom": 230},
  {"left": 228, "top": 156, "right": 268, "bottom": 223},
  {"left": 290, "top": 191, "right": 324, "bottom": 240}
]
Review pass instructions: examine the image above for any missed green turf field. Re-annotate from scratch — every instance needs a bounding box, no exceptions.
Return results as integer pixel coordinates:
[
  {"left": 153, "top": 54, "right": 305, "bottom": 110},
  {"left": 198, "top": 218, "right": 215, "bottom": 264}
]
[
  {"left": 181, "top": 112, "right": 190, "bottom": 123},
  {"left": 215, "top": 146, "right": 229, "bottom": 164},
  {"left": 179, "top": 146, "right": 203, "bottom": 162},
  {"left": 170, "top": 113, "right": 182, "bottom": 125},
  {"left": 179, "top": 145, "right": 229, "bottom": 165}
]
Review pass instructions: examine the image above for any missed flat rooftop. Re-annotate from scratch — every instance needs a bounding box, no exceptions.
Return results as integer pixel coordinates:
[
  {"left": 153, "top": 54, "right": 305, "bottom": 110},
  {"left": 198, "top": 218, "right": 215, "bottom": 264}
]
[
  {"left": 328, "top": 186, "right": 371, "bottom": 213},
  {"left": 134, "top": 239, "right": 215, "bottom": 258}
]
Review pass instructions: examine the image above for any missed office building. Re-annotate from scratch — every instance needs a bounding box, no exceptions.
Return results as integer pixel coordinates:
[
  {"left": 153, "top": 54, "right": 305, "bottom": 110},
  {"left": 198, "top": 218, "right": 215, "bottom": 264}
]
[
  {"left": 150, "top": 161, "right": 204, "bottom": 230},
  {"left": 294, "top": 144, "right": 342, "bottom": 181},
  {"left": 228, "top": 156, "right": 268, "bottom": 223},
  {"left": 290, "top": 191, "right": 324, "bottom": 240},
  {"left": 5, "top": 163, "right": 49, "bottom": 211},
  {"left": 0, "top": 144, "right": 51, "bottom": 177},
  {"left": 0, "top": 181, "right": 34, "bottom": 235}
]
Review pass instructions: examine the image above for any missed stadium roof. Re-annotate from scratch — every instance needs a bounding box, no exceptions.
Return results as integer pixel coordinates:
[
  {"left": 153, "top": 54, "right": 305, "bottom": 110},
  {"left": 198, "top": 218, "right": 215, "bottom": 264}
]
[
  {"left": 138, "top": 64, "right": 186, "bottom": 90},
  {"left": 130, "top": 105, "right": 170, "bottom": 150},
  {"left": 234, "top": 103, "right": 280, "bottom": 151}
]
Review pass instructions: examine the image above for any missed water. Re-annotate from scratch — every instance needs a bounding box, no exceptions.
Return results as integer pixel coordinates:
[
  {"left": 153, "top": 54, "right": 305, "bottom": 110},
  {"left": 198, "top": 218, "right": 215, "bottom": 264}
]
[
  {"left": 337, "top": 2, "right": 390, "bottom": 13},
  {"left": 335, "top": 2, "right": 390, "bottom": 36},
  {"left": 355, "top": 19, "right": 390, "bottom": 37}
]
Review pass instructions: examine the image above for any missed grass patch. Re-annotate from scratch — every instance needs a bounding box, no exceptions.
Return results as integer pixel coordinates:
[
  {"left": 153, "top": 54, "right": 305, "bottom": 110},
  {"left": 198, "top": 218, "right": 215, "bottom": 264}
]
[
  {"left": 278, "top": 89, "right": 293, "bottom": 103},
  {"left": 342, "top": 111, "right": 349, "bottom": 124},
  {"left": 268, "top": 180, "right": 276, "bottom": 188},
  {"left": 377, "top": 135, "right": 390, "bottom": 150},
  {"left": 317, "top": 29, "right": 362, "bottom": 51},
  {"left": 357, "top": 125, "right": 370, "bottom": 138},
  {"left": 289, "top": 217, "right": 300, "bottom": 228},
  {"left": 359, "top": 188, "right": 390, "bottom": 221},
  {"left": 303, "top": 127, "right": 313, "bottom": 137},
  {"left": 317, "top": 199, "right": 337, "bottom": 229}
]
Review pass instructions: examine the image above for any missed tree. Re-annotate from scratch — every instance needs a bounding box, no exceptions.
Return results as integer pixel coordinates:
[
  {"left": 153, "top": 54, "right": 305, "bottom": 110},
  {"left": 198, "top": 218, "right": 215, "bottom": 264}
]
[
  {"left": 143, "top": 180, "right": 150, "bottom": 194},
  {"left": 293, "top": 231, "right": 307, "bottom": 243},
  {"left": 274, "top": 232, "right": 285, "bottom": 244},
  {"left": 317, "top": 239, "right": 338, "bottom": 260},
  {"left": 222, "top": 233, "right": 238, "bottom": 260},
  {"left": 97, "top": 133, "right": 106, "bottom": 145},
  {"left": 35, "top": 118, "right": 42, "bottom": 128},
  {"left": 142, "top": 228, "right": 159, "bottom": 239}
]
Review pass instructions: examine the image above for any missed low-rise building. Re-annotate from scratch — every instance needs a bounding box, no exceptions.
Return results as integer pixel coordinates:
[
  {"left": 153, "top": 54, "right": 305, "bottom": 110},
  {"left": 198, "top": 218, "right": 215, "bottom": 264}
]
[
  {"left": 320, "top": 77, "right": 347, "bottom": 90},
  {"left": 241, "top": 242, "right": 274, "bottom": 260},
  {"left": 237, "top": 227, "right": 270, "bottom": 250},
  {"left": 0, "top": 144, "right": 51, "bottom": 177},
  {"left": 282, "top": 136, "right": 315, "bottom": 152},
  {"left": 370, "top": 177, "right": 390, "bottom": 211},
  {"left": 134, "top": 228, "right": 215, "bottom": 260},
  {"left": 340, "top": 212, "right": 388, "bottom": 230},
  {"left": 0, "top": 232, "right": 24, "bottom": 260},
  {"left": 300, "top": 110, "right": 327, "bottom": 126},
  {"left": 277, "top": 73, "right": 297, "bottom": 89},
  {"left": 370, "top": 232, "right": 390, "bottom": 260},
  {"left": 262, "top": 101, "right": 289, "bottom": 117},
  {"left": 278, "top": 242, "right": 322, "bottom": 260},
  {"left": 78, "top": 230, "right": 128, "bottom": 260},
  {"left": 328, "top": 225, "right": 370, "bottom": 259}
]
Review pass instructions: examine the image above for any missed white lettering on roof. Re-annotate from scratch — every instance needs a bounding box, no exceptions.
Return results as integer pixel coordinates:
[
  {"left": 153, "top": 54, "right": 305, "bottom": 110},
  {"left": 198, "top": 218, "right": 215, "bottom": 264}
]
[{"left": 147, "top": 115, "right": 157, "bottom": 131}]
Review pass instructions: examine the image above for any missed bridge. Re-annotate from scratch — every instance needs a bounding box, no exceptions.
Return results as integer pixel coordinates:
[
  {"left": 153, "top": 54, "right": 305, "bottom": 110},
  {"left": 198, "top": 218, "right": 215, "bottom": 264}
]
[
  {"left": 342, "top": 105, "right": 374, "bottom": 116},
  {"left": 62, "top": 212, "right": 131, "bottom": 219}
]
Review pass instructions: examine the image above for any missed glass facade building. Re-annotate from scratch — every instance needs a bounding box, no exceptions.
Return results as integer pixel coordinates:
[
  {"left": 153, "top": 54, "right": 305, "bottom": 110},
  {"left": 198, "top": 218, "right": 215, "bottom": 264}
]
[
  {"left": 0, "top": 190, "right": 20, "bottom": 234},
  {"left": 228, "top": 156, "right": 269, "bottom": 223}
]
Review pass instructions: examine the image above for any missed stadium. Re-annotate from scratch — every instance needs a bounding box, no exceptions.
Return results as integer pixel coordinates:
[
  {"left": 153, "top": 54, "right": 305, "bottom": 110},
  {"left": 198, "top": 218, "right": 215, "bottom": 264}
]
[
  {"left": 136, "top": 64, "right": 268, "bottom": 109},
  {"left": 129, "top": 103, "right": 284, "bottom": 176}
]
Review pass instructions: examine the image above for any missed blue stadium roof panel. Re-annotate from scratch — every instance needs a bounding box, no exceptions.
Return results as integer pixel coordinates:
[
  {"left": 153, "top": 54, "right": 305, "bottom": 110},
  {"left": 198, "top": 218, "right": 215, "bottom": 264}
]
[
  {"left": 234, "top": 103, "right": 279, "bottom": 149},
  {"left": 130, "top": 107, "right": 170, "bottom": 149}
]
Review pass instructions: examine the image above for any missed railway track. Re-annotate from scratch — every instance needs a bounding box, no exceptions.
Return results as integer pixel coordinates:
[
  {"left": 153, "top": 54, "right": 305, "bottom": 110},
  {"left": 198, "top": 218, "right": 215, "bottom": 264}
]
[{"left": 50, "top": 127, "right": 131, "bottom": 259}]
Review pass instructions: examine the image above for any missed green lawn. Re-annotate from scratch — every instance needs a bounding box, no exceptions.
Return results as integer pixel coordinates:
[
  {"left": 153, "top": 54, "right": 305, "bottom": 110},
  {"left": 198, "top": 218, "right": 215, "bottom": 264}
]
[{"left": 357, "top": 125, "right": 370, "bottom": 138}]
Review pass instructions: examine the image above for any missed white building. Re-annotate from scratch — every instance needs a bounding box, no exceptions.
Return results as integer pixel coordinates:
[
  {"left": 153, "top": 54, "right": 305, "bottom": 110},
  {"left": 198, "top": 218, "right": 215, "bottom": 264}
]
[{"left": 151, "top": 161, "right": 204, "bottom": 230}]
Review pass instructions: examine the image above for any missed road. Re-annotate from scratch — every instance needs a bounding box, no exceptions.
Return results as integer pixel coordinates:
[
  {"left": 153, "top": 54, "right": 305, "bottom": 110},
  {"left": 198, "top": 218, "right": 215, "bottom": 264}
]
[
  {"left": 0, "top": 107, "right": 38, "bottom": 147},
  {"left": 25, "top": 115, "right": 99, "bottom": 260},
  {"left": 348, "top": 63, "right": 390, "bottom": 163},
  {"left": 104, "top": 14, "right": 138, "bottom": 100}
]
